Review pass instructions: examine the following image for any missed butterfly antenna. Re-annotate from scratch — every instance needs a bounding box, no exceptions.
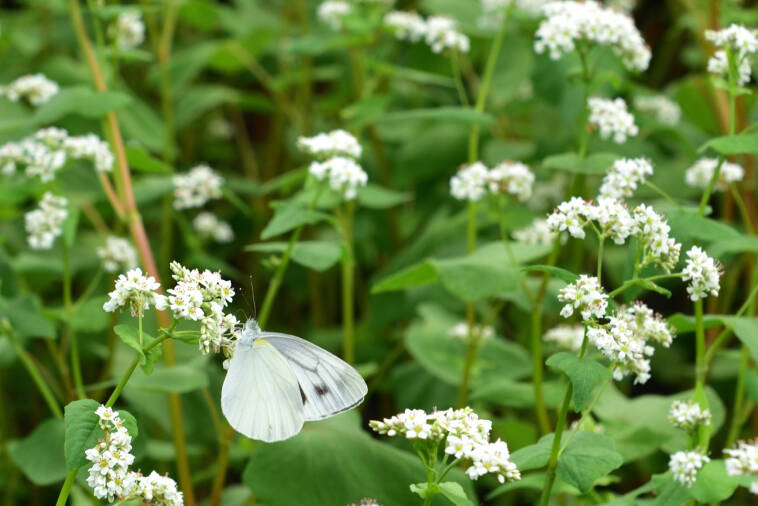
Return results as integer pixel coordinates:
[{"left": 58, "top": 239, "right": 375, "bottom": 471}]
[{"left": 249, "top": 275, "right": 257, "bottom": 322}]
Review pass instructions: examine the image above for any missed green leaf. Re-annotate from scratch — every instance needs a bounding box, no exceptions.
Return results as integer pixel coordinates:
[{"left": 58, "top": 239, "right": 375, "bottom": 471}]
[
  {"left": 667, "top": 313, "right": 724, "bottom": 333},
  {"left": 438, "top": 482, "right": 476, "bottom": 506},
  {"left": 722, "top": 317, "right": 758, "bottom": 363},
  {"left": 33, "top": 86, "right": 132, "bottom": 124},
  {"left": 376, "top": 107, "right": 495, "bottom": 126},
  {"left": 64, "top": 399, "right": 138, "bottom": 471},
  {"left": 9, "top": 418, "right": 67, "bottom": 485},
  {"left": 699, "top": 132, "right": 758, "bottom": 156},
  {"left": 522, "top": 265, "right": 577, "bottom": 284},
  {"left": 357, "top": 184, "right": 411, "bottom": 209},
  {"left": 242, "top": 414, "right": 475, "bottom": 506},
  {"left": 689, "top": 460, "right": 741, "bottom": 502},
  {"left": 113, "top": 324, "right": 162, "bottom": 374},
  {"left": 246, "top": 241, "right": 342, "bottom": 272},
  {"left": 0, "top": 293, "right": 56, "bottom": 339},
  {"left": 708, "top": 235, "right": 758, "bottom": 258},
  {"left": 129, "top": 364, "right": 208, "bottom": 393},
  {"left": 372, "top": 262, "right": 438, "bottom": 293},
  {"left": 557, "top": 431, "right": 623, "bottom": 492},
  {"left": 126, "top": 145, "right": 173, "bottom": 173},
  {"left": 631, "top": 278, "right": 672, "bottom": 298},
  {"left": 665, "top": 208, "right": 740, "bottom": 242},
  {"left": 70, "top": 296, "right": 110, "bottom": 333},
  {"left": 542, "top": 152, "right": 619, "bottom": 175},
  {"left": 471, "top": 378, "right": 564, "bottom": 409},
  {"left": 546, "top": 353, "right": 611, "bottom": 411},
  {"left": 261, "top": 204, "right": 334, "bottom": 240}
]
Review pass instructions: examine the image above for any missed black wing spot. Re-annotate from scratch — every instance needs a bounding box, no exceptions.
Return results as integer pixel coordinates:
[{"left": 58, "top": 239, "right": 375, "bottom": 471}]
[
  {"left": 315, "top": 384, "right": 329, "bottom": 396},
  {"left": 299, "top": 384, "right": 308, "bottom": 405}
]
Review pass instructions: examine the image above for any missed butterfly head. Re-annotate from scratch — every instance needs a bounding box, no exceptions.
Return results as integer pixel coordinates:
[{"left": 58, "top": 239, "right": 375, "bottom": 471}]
[{"left": 238, "top": 318, "right": 262, "bottom": 347}]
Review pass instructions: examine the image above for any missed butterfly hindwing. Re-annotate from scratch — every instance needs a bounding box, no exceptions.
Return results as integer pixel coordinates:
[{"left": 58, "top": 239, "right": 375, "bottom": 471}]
[
  {"left": 221, "top": 338, "right": 304, "bottom": 442},
  {"left": 262, "top": 332, "right": 368, "bottom": 421}
]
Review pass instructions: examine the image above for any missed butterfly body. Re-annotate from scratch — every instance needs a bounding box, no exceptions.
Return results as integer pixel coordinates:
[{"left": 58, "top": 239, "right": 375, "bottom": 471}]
[{"left": 221, "top": 318, "right": 367, "bottom": 442}]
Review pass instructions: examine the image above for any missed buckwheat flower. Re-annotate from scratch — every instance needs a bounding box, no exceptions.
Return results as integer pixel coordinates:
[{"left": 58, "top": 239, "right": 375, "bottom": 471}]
[
  {"left": 724, "top": 440, "right": 758, "bottom": 494},
  {"left": 308, "top": 156, "right": 368, "bottom": 200},
  {"left": 588, "top": 97, "right": 638, "bottom": 144},
  {"left": 599, "top": 157, "right": 654, "bottom": 200},
  {"left": 705, "top": 25, "right": 758, "bottom": 85},
  {"left": 298, "top": 130, "right": 362, "bottom": 159},
  {"left": 97, "top": 236, "right": 138, "bottom": 273},
  {"left": 588, "top": 317, "right": 652, "bottom": 383},
  {"left": 384, "top": 11, "right": 426, "bottom": 42},
  {"left": 85, "top": 407, "right": 136, "bottom": 502},
  {"left": 0, "top": 142, "right": 24, "bottom": 175},
  {"left": 631, "top": 204, "right": 681, "bottom": 272},
  {"left": 449, "top": 322, "right": 495, "bottom": 340},
  {"left": 35, "top": 127, "right": 69, "bottom": 147},
  {"left": 634, "top": 95, "right": 681, "bottom": 126},
  {"left": 318, "top": 1, "right": 351, "bottom": 30},
  {"left": 168, "top": 262, "right": 237, "bottom": 355},
  {"left": 25, "top": 192, "right": 68, "bottom": 250},
  {"left": 173, "top": 164, "right": 224, "bottom": 210},
  {"left": 488, "top": 161, "right": 535, "bottom": 201},
  {"left": 134, "top": 471, "right": 183, "bottom": 505},
  {"left": 450, "top": 162, "right": 490, "bottom": 202},
  {"left": 109, "top": 11, "right": 145, "bottom": 50},
  {"left": 21, "top": 139, "right": 67, "bottom": 182},
  {"left": 103, "top": 268, "right": 167, "bottom": 316},
  {"left": 544, "top": 324, "right": 585, "bottom": 351},
  {"left": 63, "top": 134, "right": 114, "bottom": 173},
  {"left": 424, "top": 16, "right": 470, "bottom": 54},
  {"left": 669, "top": 451, "right": 709, "bottom": 488},
  {"left": 512, "top": 218, "right": 558, "bottom": 246},
  {"left": 557, "top": 274, "right": 608, "bottom": 320},
  {"left": 668, "top": 400, "right": 712, "bottom": 431},
  {"left": 534, "top": 1, "right": 650, "bottom": 72},
  {"left": 620, "top": 301, "right": 675, "bottom": 347},
  {"left": 547, "top": 196, "right": 592, "bottom": 239},
  {"left": 685, "top": 157, "right": 744, "bottom": 192},
  {"left": 682, "top": 246, "right": 721, "bottom": 301},
  {"left": 586, "top": 197, "right": 634, "bottom": 245},
  {"left": 0, "top": 74, "right": 59, "bottom": 105},
  {"left": 193, "top": 212, "right": 234, "bottom": 243}
]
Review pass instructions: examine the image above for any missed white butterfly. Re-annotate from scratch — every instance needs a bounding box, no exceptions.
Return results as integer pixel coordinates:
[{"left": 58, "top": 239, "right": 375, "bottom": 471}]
[{"left": 221, "top": 318, "right": 368, "bottom": 442}]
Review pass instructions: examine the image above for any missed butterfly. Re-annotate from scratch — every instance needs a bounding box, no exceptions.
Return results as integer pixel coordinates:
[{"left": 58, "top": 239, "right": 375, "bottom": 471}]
[{"left": 221, "top": 318, "right": 368, "bottom": 442}]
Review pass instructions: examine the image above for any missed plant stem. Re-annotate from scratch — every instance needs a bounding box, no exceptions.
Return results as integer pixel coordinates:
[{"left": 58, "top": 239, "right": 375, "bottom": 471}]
[
  {"left": 596, "top": 236, "right": 605, "bottom": 284},
  {"left": 450, "top": 51, "right": 470, "bottom": 107},
  {"left": 3, "top": 325, "right": 63, "bottom": 419},
  {"left": 55, "top": 472, "right": 76, "bottom": 506},
  {"left": 340, "top": 200, "right": 357, "bottom": 364},
  {"left": 725, "top": 344, "right": 750, "bottom": 448},
  {"left": 693, "top": 299, "right": 712, "bottom": 448},
  {"left": 467, "top": 13, "right": 508, "bottom": 162},
  {"left": 539, "top": 384, "right": 573, "bottom": 506},
  {"left": 62, "top": 241, "right": 85, "bottom": 399},
  {"left": 705, "top": 281, "right": 758, "bottom": 365},
  {"left": 457, "top": 202, "right": 478, "bottom": 407}
]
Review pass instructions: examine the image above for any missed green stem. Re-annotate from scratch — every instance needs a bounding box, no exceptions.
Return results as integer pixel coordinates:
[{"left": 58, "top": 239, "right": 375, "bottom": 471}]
[
  {"left": 257, "top": 184, "right": 325, "bottom": 329},
  {"left": 72, "top": 267, "right": 103, "bottom": 311},
  {"left": 697, "top": 157, "right": 725, "bottom": 217},
  {"left": 576, "top": 47, "right": 592, "bottom": 160},
  {"left": 457, "top": 202, "right": 478, "bottom": 407},
  {"left": 3, "top": 325, "right": 63, "bottom": 419},
  {"left": 704, "top": 281, "right": 758, "bottom": 365},
  {"left": 596, "top": 236, "right": 605, "bottom": 283},
  {"left": 340, "top": 201, "right": 356, "bottom": 364},
  {"left": 55, "top": 471, "right": 77, "bottom": 506},
  {"left": 62, "top": 241, "right": 85, "bottom": 399},
  {"left": 539, "top": 384, "right": 573, "bottom": 506},
  {"left": 467, "top": 12, "right": 508, "bottom": 162},
  {"left": 645, "top": 180, "right": 683, "bottom": 210},
  {"left": 693, "top": 299, "right": 712, "bottom": 448},
  {"left": 450, "top": 50, "right": 469, "bottom": 108},
  {"left": 730, "top": 183, "right": 754, "bottom": 234},
  {"left": 724, "top": 344, "right": 750, "bottom": 448}
]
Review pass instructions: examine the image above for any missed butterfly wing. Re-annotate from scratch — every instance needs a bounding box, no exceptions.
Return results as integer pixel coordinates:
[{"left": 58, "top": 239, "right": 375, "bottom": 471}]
[
  {"left": 221, "top": 338, "right": 304, "bottom": 442},
  {"left": 262, "top": 332, "right": 368, "bottom": 421}
]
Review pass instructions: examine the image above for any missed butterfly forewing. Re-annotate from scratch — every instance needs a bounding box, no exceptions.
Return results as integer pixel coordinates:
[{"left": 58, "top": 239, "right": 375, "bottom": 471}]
[
  {"left": 262, "top": 332, "right": 368, "bottom": 421},
  {"left": 221, "top": 339, "right": 304, "bottom": 442}
]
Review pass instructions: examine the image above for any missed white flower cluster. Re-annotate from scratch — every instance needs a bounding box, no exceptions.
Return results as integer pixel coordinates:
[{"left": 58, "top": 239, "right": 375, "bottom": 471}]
[
  {"left": 383, "top": 13, "right": 470, "bottom": 53},
  {"left": 547, "top": 196, "right": 633, "bottom": 245},
  {"left": 725, "top": 440, "right": 758, "bottom": 495},
  {"left": 599, "top": 157, "right": 653, "bottom": 200},
  {"left": 25, "top": 192, "right": 68, "bottom": 250},
  {"left": 450, "top": 161, "right": 535, "bottom": 202},
  {"left": 97, "top": 236, "right": 138, "bottom": 273},
  {"left": 512, "top": 218, "right": 558, "bottom": 246},
  {"left": 193, "top": 212, "right": 234, "bottom": 243},
  {"left": 448, "top": 322, "right": 495, "bottom": 340},
  {"left": 634, "top": 95, "right": 681, "bottom": 126},
  {"left": 544, "top": 324, "right": 585, "bottom": 351},
  {"left": 706, "top": 25, "right": 758, "bottom": 86},
  {"left": 0, "top": 128, "right": 114, "bottom": 181},
  {"left": 103, "top": 268, "right": 167, "bottom": 316},
  {"left": 318, "top": 1, "right": 351, "bottom": 30},
  {"left": 669, "top": 451, "right": 709, "bottom": 488},
  {"left": 109, "top": 11, "right": 145, "bottom": 50},
  {"left": 534, "top": 1, "right": 650, "bottom": 72},
  {"left": 682, "top": 246, "right": 721, "bottom": 301},
  {"left": 298, "top": 129, "right": 362, "bottom": 159},
  {"left": 587, "top": 302, "right": 675, "bottom": 383},
  {"left": 370, "top": 407, "right": 521, "bottom": 484},
  {"left": 557, "top": 274, "right": 608, "bottom": 320},
  {"left": 167, "top": 262, "right": 238, "bottom": 356},
  {"left": 85, "top": 406, "right": 183, "bottom": 505},
  {"left": 173, "top": 164, "right": 224, "bottom": 210},
  {"left": 630, "top": 204, "right": 681, "bottom": 272},
  {"left": 668, "top": 400, "right": 712, "bottom": 431},
  {"left": 685, "top": 157, "right": 744, "bottom": 192},
  {"left": 300, "top": 130, "right": 367, "bottom": 200},
  {"left": 588, "top": 97, "right": 638, "bottom": 144},
  {"left": 0, "top": 74, "right": 59, "bottom": 105}
]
